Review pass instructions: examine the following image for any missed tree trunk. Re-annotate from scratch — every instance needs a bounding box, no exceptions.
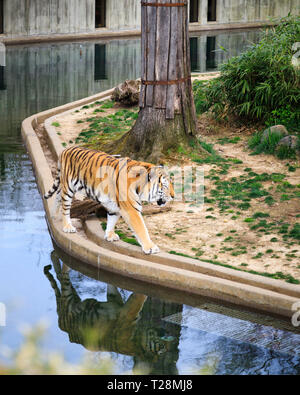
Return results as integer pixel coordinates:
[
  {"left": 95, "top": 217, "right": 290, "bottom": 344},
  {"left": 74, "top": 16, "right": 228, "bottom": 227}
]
[{"left": 108, "top": 0, "right": 198, "bottom": 163}]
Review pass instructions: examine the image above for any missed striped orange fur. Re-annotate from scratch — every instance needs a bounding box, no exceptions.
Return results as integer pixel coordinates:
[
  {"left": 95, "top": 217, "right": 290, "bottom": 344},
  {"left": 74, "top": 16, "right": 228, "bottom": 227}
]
[{"left": 44, "top": 147, "right": 174, "bottom": 254}]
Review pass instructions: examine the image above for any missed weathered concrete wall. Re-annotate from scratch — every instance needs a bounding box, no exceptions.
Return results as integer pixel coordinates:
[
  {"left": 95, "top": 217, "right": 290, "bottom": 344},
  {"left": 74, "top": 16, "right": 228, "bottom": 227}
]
[
  {"left": 1, "top": 0, "right": 299, "bottom": 37},
  {"left": 191, "top": 0, "right": 300, "bottom": 25},
  {"left": 2, "top": 0, "right": 141, "bottom": 36},
  {"left": 3, "top": 0, "right": 95, "bottom": 36},
  {"left": 106, "top": 0, "right": 141, "bottom": 31},
  {"left": 216, "top": 0, "right": 300, "bottom": 24}
]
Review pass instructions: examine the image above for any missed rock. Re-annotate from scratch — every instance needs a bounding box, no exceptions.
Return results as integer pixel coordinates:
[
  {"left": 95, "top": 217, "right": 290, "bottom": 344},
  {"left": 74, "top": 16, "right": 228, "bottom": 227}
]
[
  {"left": 261, "top": 125, "right": 289, "bottom": 141},
  {"left": 111, "top": 79, "right": 141, "bottom": 106},
  {"left": 277, "top": 135, "right": 299, "bottom": 150}
]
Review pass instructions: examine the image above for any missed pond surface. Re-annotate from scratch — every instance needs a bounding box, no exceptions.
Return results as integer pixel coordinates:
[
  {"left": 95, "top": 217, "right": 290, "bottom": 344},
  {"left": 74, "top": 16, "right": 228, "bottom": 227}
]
[{"left": 0, "top": 31, "right": 299, "bottom": 375}]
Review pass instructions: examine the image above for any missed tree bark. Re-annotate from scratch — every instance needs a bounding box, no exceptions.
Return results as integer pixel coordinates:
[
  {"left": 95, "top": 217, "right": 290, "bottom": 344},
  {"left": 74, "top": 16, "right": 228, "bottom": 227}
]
[{"left": 108, "top": 0, "right": 198, "bottom": 163}]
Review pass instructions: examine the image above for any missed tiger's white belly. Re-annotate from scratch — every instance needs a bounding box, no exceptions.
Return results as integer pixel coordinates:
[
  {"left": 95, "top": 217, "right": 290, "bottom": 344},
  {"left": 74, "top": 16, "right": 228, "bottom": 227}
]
[{"left": 99, "top": 196, "right": 120, "bottom": 214}]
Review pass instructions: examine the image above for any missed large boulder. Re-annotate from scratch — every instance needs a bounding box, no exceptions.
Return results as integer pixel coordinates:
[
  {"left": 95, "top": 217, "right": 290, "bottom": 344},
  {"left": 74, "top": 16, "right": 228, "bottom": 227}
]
[
  {"left": 111, "top": 79, "right": 141, "bottom": 106},
  {"left": 277, "top": 135, "right": 299, "bottom": 150},
  {"left": 261, "top": 125, "right": 289, "bottom": 142}
]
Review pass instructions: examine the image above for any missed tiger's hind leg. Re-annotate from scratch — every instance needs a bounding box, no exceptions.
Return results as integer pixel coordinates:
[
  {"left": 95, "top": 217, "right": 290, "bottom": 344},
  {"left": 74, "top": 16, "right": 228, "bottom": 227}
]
[
  {"left": 61, "top": 185, "right": 76, "bottom": 233},
  {"left": 105, "top": 213, "right": 120, "bottom": 242}
]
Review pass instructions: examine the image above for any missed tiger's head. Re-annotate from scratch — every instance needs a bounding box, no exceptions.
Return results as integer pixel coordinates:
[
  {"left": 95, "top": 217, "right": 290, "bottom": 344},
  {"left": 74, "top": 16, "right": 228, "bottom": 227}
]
[
  {"left": 137, "top": 327, "right": 175, "bottom": 363},
  {"left": 143, "top": 165, "right": 174, "bottom": 207},
  {"left": 128, "top": 163, "right": 174, "bottom": 207}
]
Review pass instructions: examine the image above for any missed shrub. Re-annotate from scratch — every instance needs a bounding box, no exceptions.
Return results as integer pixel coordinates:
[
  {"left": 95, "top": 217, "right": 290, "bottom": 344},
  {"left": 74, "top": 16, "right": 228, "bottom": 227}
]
[
  {"left": 265, "top": 105, "right": 300, "bottom": 133},
  {"left": 193, "top": 78, "right": 227, "bottom": 119},
  {"left": 193, "top": 80, "right": 212, "bottom": 114},
  {"left": 193, "top": 15, "right": 300, "bottom": 125}
]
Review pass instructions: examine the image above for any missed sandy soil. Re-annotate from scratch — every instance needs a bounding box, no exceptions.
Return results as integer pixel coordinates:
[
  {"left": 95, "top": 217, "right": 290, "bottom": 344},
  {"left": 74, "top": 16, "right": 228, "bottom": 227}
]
[
  {"left": 141, "top": 141, "right": 300, "bottom": 281},
  {"left": 51, "top": 89, "right": 300, "bottom": 283}
]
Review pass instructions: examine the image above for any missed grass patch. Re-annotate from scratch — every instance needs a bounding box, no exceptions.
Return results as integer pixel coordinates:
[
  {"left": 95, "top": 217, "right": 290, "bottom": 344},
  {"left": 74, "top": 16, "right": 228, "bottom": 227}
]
[
  {"left": 208, "top": 172, "right": 274, "bottom": 212},
  {"left": 100, "top": 100, "right": 115, "bottom": 109},
  {"left": 101, "top": 222, "right": 139, "bottom": 246},
  {"left": 252, "top": 252, "right": 264, "bottom": 259},
  {"left": 75, "top": 107, "right": 139, "bottom": 148},
  {"left": 248, "top": 129, "right": 284, "bottom": 156},
  {"left": 198, "top": 138, "right": 215, "bottom": 154},
  {"left": 264, "top": 196, "right": 275, "bottom": 206},
  {"left": 290, "top": 223, "right": 300, "bottom": 241},
  {"left": 253, "top": 212, "right": 270, "bottom": 219},
  {"left": 248, "top": 130, "right": 299, "bottom": 159},
  {"left": 168, "top": 251, "right": 299, "bottom": 284},
  {"left": 217, "top": 137, "right": 241, "bottom": 145}
]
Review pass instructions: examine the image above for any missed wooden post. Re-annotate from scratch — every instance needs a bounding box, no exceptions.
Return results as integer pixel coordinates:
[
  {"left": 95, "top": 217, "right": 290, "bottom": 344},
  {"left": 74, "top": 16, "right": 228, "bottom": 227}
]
[
  {"left": 140, "top": 0, "right": 196, "bottom": 125},
  {"left": 109, "top": 0, "right": 198, "bottom": 162}
]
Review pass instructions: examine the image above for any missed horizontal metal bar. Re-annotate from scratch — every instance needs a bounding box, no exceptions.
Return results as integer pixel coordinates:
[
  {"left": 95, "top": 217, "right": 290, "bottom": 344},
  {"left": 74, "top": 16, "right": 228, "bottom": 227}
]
[
  {"left": 141, "top": 2, "right": 187, "bottom": 7},
  {"left": 142, "top": 76, "right": 190, "bottom": 86}
]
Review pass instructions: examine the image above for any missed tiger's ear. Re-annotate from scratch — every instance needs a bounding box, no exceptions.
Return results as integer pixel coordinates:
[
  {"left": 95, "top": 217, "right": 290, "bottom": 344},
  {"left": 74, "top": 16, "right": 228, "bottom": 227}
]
[
  {"left": 152, "top": 165, "right": 164, "bottom": 171},
  {"left": 148, "top": 167, "right": 159, "bottom": 182}
]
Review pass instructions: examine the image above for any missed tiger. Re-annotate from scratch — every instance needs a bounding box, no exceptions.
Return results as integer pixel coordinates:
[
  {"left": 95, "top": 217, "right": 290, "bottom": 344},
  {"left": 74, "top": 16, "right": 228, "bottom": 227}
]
[
  {"left": 44, "top": 256, "right": 176, "bottom": 369},
  {"left": 44, "top": 147, "right": 174, "bottom": 255}
]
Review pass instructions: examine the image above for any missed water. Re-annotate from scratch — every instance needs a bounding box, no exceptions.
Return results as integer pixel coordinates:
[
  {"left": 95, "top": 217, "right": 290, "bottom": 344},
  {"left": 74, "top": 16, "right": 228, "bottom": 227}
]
[
  {"left": 190, "top": 29, "right": 261, "bottom": 72},
  {"left": 0, "top": 31, "right": 299, "bottom": 375}
]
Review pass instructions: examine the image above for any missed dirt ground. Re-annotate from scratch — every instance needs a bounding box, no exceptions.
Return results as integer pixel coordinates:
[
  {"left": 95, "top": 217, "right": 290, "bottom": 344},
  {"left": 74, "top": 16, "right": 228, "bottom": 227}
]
[
  {"left": 52, "top": 91, "right": 300, "bottom": 283},
  {"left": 51, "top": 73, "right": 220, "bottom": 147}
]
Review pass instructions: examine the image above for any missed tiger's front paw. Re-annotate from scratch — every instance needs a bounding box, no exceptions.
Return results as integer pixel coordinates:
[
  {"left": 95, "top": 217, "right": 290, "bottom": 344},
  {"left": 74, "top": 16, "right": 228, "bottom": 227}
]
[
  {"left": 63, "top": 224, "right": 77, "bottom": 233},
  {"left": 105, "top": 231, "right": 120, "bottom": 242},
  {"left": 142, "top": 244, "right": 160, "bottom": 255}
]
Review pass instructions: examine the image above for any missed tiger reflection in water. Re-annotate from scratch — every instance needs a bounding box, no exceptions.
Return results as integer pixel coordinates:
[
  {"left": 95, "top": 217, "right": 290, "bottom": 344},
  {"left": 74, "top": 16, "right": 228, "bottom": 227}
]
[{"left": 44, "top": 252, "right": 175, "bottom": 368}]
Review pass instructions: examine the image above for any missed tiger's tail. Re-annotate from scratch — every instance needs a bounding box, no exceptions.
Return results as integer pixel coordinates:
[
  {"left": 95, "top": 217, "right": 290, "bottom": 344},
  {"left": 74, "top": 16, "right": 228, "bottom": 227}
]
[{"left": 44, "top": 164, "right": 61, "bottom": 200}]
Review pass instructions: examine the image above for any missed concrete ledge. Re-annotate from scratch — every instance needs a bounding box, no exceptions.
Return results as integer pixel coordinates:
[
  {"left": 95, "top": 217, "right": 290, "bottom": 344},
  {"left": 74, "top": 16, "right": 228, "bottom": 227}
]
[
  {"left": 189, "top": 21, "right": 273, "bottom": 33},
  {"left": 1, "top": 22, "right": 272, "bottom": 46},
  {"left": 0, "top": 30, "right": 141, "bottom": 46},
  {"left": 22, "top": 86, "right": 300, "bottom": 319}
]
